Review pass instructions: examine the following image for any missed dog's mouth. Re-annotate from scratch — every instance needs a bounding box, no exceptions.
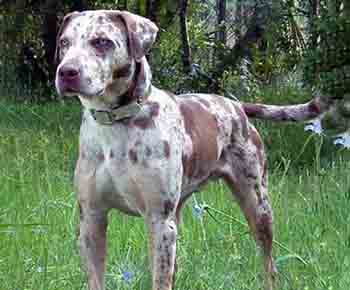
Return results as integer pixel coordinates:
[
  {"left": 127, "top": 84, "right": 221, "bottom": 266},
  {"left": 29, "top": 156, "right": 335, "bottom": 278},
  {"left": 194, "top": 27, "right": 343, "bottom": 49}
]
[
  {"left": 58, "top": 83, "right": 105, "bottom": 98},
  {"left": 65, "top": 88, "right": 79, "bottom": 94},
  {"left": 78, "top": 88, "right": 105, "bottom": 98}
]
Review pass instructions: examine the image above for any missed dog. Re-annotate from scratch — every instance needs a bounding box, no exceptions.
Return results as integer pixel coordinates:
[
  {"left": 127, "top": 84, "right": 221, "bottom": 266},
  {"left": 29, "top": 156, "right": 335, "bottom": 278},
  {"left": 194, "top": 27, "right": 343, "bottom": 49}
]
[{"left": 55, "top": 10, "right": 329, "bottom": 290}]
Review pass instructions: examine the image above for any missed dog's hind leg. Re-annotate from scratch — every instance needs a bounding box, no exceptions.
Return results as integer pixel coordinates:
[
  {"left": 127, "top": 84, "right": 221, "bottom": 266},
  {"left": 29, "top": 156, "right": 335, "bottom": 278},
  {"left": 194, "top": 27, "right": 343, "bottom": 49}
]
[
  {"left": 78, "top": 203, "right": 108, "bottom": 290},
  {"left": 220, "top": 130, "right": 276, "bottom": 289},
  {"left": 223, "top": 167, "right": 276, "bottom": 289}
]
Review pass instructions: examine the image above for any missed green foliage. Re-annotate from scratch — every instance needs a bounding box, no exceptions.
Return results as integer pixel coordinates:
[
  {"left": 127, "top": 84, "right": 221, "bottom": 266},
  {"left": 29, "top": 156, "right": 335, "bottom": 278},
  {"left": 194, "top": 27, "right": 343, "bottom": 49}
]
[
  {"left": 304, "top": 2, "right": 349, "bottom": 98},
  {"left": 302, "top": 1, "right": 350, "bottom": 136},
  {"left": 0, "top": 0, "right": 347, "bottom": 106}
]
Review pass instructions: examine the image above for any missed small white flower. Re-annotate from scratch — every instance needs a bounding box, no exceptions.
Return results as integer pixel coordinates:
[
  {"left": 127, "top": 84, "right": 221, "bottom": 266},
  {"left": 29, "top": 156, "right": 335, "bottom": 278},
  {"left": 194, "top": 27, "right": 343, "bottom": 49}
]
[
  {"left": 304, "top": 118, "right": 323, "bottom": 135},
  {"left": 37, "top": 266, "right": 44, "bottom": 273},
  {"left": 333, "top": 132, "right": 350, "bottom": 149}
]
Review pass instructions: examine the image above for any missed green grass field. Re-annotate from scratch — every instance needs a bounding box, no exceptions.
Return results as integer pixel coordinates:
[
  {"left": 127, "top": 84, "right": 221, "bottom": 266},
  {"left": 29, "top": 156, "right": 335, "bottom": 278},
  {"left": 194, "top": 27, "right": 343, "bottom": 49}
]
[{"left": 1, "top": 101, "right": 350, "bottom": 290}]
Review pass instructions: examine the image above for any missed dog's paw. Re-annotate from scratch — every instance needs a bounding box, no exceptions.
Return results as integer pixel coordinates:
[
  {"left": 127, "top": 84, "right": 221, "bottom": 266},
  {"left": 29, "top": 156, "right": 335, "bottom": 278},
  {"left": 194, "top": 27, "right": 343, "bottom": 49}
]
[
  {"left": 304, "top": 118, "right": 323, "bottom": 135},
  {"left": 333, "top": 132, "right": 350, "bottom": 149}
]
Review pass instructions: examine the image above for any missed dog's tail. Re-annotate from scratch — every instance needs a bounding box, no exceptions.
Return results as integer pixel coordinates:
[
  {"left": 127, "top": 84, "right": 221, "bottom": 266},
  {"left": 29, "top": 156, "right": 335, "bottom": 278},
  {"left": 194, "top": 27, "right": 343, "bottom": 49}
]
[{"left": 241, "top": 96, "right": 331, "bottom": 122}]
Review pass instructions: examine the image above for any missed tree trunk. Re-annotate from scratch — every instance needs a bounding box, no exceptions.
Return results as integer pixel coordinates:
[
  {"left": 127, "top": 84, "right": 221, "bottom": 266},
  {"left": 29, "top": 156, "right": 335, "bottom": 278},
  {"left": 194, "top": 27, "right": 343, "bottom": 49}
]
[
  {"left": 42, "top": 0, "right": 58, "bottom": 76},
  {"left": 146, "top": 0, "right": 161, "bottom": 27},
  {"left": 216, "top": 0, "right": 226, "bottom": 45},
  {"left": 14, "top": 0, "right": 25, "bottom": 46},
  {"left": 310, "top": 0, "right": 320, "bottom": 48},
  {"left": 213, "top": 0, "right": 226, "bottom": 91},
  {"left": 179, "top": 0, "right": 192, "bottom": 73},
  {"left": 211, "top": 0, "right": 271, "bottom": 92},
  {"left": 308, "top": 0, "right": 320, "bottom": 81}
]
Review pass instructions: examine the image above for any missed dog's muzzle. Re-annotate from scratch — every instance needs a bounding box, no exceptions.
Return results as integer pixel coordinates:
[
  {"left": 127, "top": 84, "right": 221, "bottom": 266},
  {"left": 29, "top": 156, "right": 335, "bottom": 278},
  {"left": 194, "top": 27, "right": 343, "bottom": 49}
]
[{"left": 56, "top": 65, "right": 81, "bottom": 94}]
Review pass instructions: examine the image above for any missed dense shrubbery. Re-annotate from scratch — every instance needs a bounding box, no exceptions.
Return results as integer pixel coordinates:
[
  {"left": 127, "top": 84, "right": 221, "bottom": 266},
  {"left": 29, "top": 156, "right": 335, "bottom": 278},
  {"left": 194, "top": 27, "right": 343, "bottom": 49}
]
[{"left": 0, "top": 0, "right": 348, "bottom": 109}]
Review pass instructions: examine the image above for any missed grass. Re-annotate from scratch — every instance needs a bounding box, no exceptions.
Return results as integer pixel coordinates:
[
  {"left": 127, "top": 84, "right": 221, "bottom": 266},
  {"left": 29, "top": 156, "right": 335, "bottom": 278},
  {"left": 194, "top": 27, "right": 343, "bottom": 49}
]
[{"left": 0, "top": 100, "right": 350, "bottom": 290}]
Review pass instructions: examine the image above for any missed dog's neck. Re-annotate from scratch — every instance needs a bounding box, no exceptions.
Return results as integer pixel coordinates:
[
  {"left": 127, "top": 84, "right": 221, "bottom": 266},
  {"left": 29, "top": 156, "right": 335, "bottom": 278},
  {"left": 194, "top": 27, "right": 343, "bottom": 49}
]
[
  {"left": 79, "top": 56, "right": 152, "bottom": 112},
  {"left": 80, "top": 57, "right": 153, "bottom": 124}
]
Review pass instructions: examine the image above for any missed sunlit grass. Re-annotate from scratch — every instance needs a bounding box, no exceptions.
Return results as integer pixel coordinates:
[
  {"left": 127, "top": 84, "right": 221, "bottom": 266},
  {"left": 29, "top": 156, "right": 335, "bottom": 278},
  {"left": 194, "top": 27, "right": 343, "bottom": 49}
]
[{"left": 0, "top": 101, "right": 349, "bottom": 290}]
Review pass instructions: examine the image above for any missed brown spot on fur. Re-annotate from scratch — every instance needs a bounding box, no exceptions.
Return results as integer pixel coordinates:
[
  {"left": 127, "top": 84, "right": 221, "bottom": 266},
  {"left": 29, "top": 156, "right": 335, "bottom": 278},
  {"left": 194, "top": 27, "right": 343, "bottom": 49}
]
[
  {"left": 257, "top": 209, "right": 273, "bottom": 254},
  {"left": 128, "top": 149, "right": 138, "bottom": 163},
  {"left": 149, "top": 102, "right": 160, "bottom": 117},
  {"left": 145, "top": 146, "right": 152, "bottom": 157},
  {"left": 230, "top": 118, "right": 240, "bottom": 142},
  {"left": 278, "top": 110, "right": 291, "bottom": 121},
  {"left": 242, "top": 103, "right": 265, "bottom": 118},
  {"left": 133, "top": 102, "right": 158, "bottom": 129},
  {"left": 198, "top": 98, "right": 211, "bottom": 108},
  {"left": 181, "top": 153, "right": 193, "bottom": 176},
  {"left": 163, "top": 141, "right": 170, "bottom": 158},
  {"left": 129, "top": 21, "right": 137, "bottom": 31},
  {"left": 180, "top": 100, "right": 218, "bottom": 179},
  {"left": 133, "top": 116, "right": 154, "bottom": 130},
  {"left": 162, "top": 200, "right": 175, "bottom": 216},
  {"left": 308, "top": 99, "right": 321, "bottom": 115},
  {"left": 232, "top": 147, "right": 245, "bottom": 161},
  {"left": 112, "top": 63, "right": 132, "bottom": 79},
  {"left": 262, "top": 162, "right": 268, "bottom": 187},
  {"left": 78, "top": 203, "right": 84, "bottom": 221}
]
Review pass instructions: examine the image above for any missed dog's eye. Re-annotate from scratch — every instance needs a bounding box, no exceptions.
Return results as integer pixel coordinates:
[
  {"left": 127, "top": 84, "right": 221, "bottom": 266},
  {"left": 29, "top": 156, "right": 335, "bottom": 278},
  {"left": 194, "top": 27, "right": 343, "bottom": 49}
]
[
  {"left": 60, "top": 38, "right": 70, "bottom": 48},
  {"left": 91, "top": 38, "right": 114, "bottom": 51}
]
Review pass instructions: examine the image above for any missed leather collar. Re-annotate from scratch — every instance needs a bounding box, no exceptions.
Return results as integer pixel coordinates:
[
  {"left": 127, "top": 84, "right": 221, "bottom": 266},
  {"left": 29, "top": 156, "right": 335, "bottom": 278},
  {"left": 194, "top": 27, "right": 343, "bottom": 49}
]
[
  {"left": 89, "top": 61, "right": 148, "bottom": 125},
  {"left": 90, "top": 97, "right": 143, "bottom": 125}
]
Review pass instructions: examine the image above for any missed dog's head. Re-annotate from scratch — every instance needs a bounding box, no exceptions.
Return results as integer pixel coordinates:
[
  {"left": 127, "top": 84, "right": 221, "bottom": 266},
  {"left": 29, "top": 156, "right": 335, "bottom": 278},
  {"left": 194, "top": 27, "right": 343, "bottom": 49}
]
[{"left": 55, "top": 10, "right": 158, "bottom": 106}]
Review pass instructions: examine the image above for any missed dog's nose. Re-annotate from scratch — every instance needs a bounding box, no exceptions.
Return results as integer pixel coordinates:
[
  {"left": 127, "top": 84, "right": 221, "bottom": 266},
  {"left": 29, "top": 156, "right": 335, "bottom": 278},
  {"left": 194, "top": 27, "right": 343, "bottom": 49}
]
[{"left": 58, "top": 66, "right": 80, "bottom": 81}]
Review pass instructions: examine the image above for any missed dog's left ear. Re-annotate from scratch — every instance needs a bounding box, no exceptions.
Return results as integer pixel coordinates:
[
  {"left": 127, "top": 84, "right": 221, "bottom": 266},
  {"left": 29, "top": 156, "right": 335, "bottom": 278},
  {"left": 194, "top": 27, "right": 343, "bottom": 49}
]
[{"left": 108, "top": 11, "right": 158, "bottom": 61}]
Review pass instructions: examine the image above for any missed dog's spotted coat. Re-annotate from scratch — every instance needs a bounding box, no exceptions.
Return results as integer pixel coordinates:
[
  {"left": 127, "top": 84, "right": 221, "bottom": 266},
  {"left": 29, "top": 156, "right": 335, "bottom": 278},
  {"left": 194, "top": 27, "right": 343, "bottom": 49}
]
[{"left": 55, "top": 10, "right": 329, "bottom": 290}]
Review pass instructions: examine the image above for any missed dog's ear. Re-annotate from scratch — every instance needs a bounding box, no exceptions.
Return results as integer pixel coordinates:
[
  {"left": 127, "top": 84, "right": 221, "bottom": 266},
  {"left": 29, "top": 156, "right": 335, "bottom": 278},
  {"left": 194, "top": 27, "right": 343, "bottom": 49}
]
[
  {"left": 133, "top": 57, "right": 152, "bottom": 99},
  {"left": 108, "top": 11, "right": 158, "bottom": 61},
  {"left": 54, "top": 11, "right": 80, "bottom": 64}
]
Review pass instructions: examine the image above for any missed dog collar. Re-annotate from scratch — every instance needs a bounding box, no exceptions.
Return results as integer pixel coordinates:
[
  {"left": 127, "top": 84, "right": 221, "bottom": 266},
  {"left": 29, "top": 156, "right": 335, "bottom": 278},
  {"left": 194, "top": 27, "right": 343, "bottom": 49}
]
[{"left": 90, "top": 97, "right": 143, "bottom": 125}]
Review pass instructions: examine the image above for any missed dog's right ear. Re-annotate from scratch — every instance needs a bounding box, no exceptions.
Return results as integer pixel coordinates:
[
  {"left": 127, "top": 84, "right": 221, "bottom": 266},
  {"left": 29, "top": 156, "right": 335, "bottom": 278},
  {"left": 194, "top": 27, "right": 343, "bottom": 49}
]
[
  {"left": 108, "top": 11, "right": 158, "bottom": 62},
  {"left": 54, "top": 11, "right": 80, "bottom": 64}
]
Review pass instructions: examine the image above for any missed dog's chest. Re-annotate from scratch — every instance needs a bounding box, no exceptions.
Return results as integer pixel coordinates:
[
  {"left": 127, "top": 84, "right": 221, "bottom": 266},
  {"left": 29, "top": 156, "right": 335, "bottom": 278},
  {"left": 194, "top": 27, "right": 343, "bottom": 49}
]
[{"left": 76, "top": 97, "right": 185, "bottom": 214}]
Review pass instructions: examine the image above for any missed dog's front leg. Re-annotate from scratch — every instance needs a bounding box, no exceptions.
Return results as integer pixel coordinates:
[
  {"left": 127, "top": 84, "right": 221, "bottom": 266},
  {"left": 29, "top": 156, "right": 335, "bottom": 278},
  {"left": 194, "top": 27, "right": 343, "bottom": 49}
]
[
  {"left": 78, "top": 204, "right": 108, "bottom": 290},
  {"left": 147, "top": 213, "right": 178, "bottom": 290}
]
